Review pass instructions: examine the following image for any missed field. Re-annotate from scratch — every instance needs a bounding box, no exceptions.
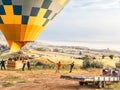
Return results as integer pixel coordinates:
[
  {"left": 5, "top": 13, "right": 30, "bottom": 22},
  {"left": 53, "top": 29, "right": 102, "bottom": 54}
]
[
  {"left": 0, "top": 69, "right": 119, "bottom": 90},
  {"left": 0, "top": 69, "right": 102, "bottom": 90},
  {"left": 0, "top": 49, "right": 120, "bottom": 90}
]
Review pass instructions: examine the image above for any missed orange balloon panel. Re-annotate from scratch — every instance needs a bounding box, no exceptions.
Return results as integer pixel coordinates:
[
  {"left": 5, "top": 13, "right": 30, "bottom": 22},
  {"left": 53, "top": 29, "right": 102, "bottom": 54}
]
[
  {"left": 0, "top": 24, "right": 45, "bottom": 41},
  {"left": 8, "top": 41, "right": 28, "bottom": 52},
  {"left": 0, "top": 24, "right": 45, "bottom": 52}
]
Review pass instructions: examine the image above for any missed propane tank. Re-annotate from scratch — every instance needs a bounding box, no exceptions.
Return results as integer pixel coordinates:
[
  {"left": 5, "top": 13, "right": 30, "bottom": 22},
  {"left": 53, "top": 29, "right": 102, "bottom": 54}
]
[{"left": 102, "top": 68, "right": 112, "bottom": 76}]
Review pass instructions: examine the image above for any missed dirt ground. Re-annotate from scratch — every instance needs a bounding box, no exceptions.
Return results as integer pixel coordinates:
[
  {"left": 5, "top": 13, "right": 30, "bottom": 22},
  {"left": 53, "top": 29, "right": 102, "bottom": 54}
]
[{"left": 0, "top": 69, "right": 109, "bottom": 90}]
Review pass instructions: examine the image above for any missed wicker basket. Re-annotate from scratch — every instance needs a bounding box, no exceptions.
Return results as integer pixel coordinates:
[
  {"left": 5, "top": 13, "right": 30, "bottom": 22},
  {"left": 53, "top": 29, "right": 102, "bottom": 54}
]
[{"left": 7, "top": 60, "right": 23, "bottom": 69}]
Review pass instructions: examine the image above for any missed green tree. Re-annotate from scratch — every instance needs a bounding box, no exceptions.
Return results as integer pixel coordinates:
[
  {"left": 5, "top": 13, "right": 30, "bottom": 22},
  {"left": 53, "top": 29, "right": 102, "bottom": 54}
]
[
  {"left": 82, "top": 55, "right": 103, "bottom": 69},
  {"left": 109, "top": 55, "right": 114, "bottom": 59},
  {"left": 102, "top": 55, "right": 105, "bottom": 59}
]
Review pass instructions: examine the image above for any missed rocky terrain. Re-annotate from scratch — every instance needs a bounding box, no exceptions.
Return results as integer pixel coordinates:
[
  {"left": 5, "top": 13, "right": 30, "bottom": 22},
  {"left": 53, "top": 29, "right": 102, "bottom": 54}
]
[{"left": 27, "top": 41, "right": 120, "bottom": 58}]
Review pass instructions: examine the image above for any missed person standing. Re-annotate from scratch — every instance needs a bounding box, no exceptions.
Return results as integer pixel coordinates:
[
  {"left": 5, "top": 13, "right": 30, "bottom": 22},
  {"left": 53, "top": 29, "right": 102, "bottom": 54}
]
[
  {"left": 22, "top": 60, "right": 26, "bottom": 71},
  {"left": 69, "top": 62, "right": 74, "bottom": 73},
  {"left": 27, "top": 60, "right": 31, "bottom": 70},
  {"left": 56, "top": 61, "right": 62, "bottom": 73},
  {"left": 1, "top": 59, "right": 6, "bottom": 70}
]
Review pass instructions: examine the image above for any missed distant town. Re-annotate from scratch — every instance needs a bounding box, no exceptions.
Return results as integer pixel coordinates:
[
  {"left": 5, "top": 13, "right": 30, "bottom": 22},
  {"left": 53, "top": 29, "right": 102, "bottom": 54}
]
[{"left": 0, "top": 35, "right": 120, "bottom": 59}]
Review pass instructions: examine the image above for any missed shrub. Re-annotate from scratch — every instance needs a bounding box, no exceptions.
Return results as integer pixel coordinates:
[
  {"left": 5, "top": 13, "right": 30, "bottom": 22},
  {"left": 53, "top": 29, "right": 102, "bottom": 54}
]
[
  {"left": 35, "top": 62, "right": 43, "bottom": 66},
  {"left": 91, "top": 61, "right": 103, "bottom": 68},
  {"left": 36, "top": 48, "right": 46, "bottom": 51},
  {"left": 82, "top": 55, "right": 103, "bottom": 69},
  {"left": 82, "top": 60, "right": 103, "bottom": 69},
  {"left": 53, "top": 49, "right": 59, "bottom": 52},
  {"left": 109, "top": 55, "right": 114, "bottom": 59},
  {"left": 83, "top": 55, "right": 94, "bottom": 60},
  {"left": 82, "top": 59, "right": 91, "bottom": 68},
  {"left": 62, "top": 64, "right": 70, "bottom": 70},
  {"left": 102, "top": 55, "right": 105, "bottom": 59}
]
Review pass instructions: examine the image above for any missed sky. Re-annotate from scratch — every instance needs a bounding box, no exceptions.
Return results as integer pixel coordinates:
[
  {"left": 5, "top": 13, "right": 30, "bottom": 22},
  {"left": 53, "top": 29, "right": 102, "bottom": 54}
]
[{"left": 38, "top": 0, "right": 120, "bottom": 42}]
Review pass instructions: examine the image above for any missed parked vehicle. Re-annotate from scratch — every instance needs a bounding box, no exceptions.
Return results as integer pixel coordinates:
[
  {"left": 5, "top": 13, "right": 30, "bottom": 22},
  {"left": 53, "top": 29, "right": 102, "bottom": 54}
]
[{"left": 61, "top": 68, "right": 120, "bottom": 88}]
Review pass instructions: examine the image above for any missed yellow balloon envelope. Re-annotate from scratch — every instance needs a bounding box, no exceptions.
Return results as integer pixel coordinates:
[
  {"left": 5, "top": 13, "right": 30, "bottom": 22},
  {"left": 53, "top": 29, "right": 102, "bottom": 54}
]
[{"left": 0, "top": 0, "right": 69, "bottom": 52}]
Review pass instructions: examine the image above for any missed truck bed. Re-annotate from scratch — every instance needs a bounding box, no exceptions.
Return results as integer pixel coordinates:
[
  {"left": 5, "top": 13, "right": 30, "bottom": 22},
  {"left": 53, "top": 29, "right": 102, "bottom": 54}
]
[{"left": 60, "top": 75, "right": 120, "bottom": 82}]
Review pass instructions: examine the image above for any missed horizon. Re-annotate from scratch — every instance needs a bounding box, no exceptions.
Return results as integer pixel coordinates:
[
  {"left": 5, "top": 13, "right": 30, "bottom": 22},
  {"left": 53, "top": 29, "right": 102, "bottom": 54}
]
[
  {"left": 0, "top": 34, "right": 120, "bottom": 51},
  {"left": 36, "top": 40, "right": 120, "bottom": 51}
]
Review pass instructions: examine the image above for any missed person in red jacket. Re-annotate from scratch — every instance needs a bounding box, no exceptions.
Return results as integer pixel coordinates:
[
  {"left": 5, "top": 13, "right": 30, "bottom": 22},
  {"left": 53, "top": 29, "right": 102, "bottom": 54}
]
[{"left": 56, "top": 61, "right": 62, "bottom": 73}]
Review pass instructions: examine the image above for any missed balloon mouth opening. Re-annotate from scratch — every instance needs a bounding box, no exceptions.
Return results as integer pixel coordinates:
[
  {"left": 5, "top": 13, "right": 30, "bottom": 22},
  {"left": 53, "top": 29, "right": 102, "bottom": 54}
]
[{"left": 8, "top": 41, "right": 32, "bottom": 52}]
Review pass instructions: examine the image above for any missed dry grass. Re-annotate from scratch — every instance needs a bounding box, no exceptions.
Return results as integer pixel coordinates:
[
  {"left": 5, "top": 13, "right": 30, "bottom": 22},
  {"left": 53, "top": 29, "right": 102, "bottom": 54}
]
[
  {"left": 110, "top": 82, "right": 120, "bottom": 89},
  {"left": 36, "top": 56, "right": 54, "bottom": 64},
  {"left": 0, "top": 68, "right": 117, "bottom": 90},
  {"left": 99, "top": 57, "right": 120, "bottom": 68},
  {"left": 32, "top": 49, "right": 119, "bottom": 68},
  {"left": 2, "top": 82, "right": 14, "bottom": 87},
  {"left": 0, "top": 75, "right": 27, "bottom": 88}
]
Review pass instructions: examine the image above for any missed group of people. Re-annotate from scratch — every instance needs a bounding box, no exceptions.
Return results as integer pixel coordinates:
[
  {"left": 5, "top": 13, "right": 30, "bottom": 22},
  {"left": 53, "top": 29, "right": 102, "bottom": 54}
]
[
  {"left": 0, "top": 56, "right": 31, "bottom": 71},
  {"left": 0, "top": 56, "right": 74, "bottom": 72},
  {"left": 8, "top": 56, "right": 31, "bottom": 71},
  {"left": 10, "top": 56, "right": 31, "bottom": 71},
  {"left": 56, "top": 61, "right": 74, "bottom": 73},
  {"left": 8, "top": 56, "right": 29, "bottom": 61},
  {"left": 22, "top": 59, "right": 31, "bottom": 71}
]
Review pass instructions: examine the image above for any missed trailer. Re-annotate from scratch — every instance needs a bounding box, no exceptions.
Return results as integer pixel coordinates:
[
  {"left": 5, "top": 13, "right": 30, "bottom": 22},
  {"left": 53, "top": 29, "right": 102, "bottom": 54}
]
[{"left": 60, "top": 68, "right": 120, "bottom": 88}]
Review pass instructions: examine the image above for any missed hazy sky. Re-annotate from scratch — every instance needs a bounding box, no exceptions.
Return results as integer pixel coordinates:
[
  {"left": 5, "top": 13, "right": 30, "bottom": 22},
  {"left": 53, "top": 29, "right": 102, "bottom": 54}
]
[
  {"left": 39, "top": 0, "right": 120, "bottom": 42},
  {"left": 0, "top": 0, "right": 120, "bottom": 42}
]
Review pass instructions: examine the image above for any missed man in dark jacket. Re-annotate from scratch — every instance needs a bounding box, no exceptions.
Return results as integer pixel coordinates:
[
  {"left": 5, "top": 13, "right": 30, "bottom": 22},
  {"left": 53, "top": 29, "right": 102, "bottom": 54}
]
[
  {"left": 69, "top": 62, "right": 74, "bottom": 73},
  {"left": 27, "top": 60, "right": 31, "bottom": 70},
  {"left": 1, "top": 60, "right": 6, "bottom": 70}
]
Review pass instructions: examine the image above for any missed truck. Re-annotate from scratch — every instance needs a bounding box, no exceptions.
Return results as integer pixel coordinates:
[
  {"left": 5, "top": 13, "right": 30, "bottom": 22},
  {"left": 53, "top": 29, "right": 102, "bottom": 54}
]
[{"left": 60, "top": 68, "right": 120, "bottom": 88}]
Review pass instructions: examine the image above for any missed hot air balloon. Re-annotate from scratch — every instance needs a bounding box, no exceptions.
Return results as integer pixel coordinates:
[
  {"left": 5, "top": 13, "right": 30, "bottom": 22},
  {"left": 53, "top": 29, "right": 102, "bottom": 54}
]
[{"left": 0, "top": 0, "right": 69, "bottom": 52}]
